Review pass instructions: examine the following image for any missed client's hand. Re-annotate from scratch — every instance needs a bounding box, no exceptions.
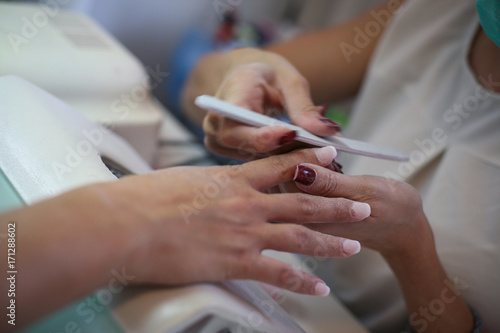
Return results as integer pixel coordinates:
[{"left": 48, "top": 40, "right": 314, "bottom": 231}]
[{"left": 292, "top": 163, "right": 433, "bottom": 258}]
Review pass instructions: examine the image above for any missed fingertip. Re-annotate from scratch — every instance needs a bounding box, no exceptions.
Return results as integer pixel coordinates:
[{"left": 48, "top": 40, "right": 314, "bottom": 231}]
[
  {"left": 342, "top": 239, "right": 361, "bottom": 256},
  {"left": 351, "top": 202, "right": 371, "bottom": 220},
  {"left": 315, "top": 146, "right": 337, "bottom": 165},
  {"left": 319, "top": 117, "right": 343, "bottom": 133},
  {"left": 278, "top": 130, "right": 297, "bottom": 146},
  {"left": 314, "top": 282, "right": 331, "bottom": 297}
]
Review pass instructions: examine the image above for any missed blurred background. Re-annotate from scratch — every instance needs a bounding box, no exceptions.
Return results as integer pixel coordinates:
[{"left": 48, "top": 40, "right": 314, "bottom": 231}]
[{"left": 4, "top": 0, "right": 384, "bottom": 124}]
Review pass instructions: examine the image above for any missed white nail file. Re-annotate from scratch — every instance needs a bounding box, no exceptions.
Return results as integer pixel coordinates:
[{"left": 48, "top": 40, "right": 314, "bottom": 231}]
[{"left": 195, "top": 95, "right": 409, "bottom": 162}]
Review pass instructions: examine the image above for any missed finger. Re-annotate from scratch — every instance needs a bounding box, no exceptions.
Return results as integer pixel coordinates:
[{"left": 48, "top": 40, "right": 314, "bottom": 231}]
[
  {"left": 263, "top": 193, "right": 370, "bottom": 223},
  {"left": 218, "top": 117, "right": 297, "bottom": 153},
  {"left": 293, "top": 163, "right": 374, "bottom": 201},
  {"left": 203, "top": 111, "right": 221, "bottom": 137},
  {"left": 204, "top": 107, "right": 298, "bottom": 154},
  {"left": 262, "top": 223, "right": 361, "bottom": 257},
  {"left": 243, "top": 255, "right": 331, "bottom": 296},
  {"left": 241, "top": 146, "right": 337, "bottom": 190},
  {"left": 277, "top": 73, "right": 342, "bottom": 137},
  {"left": 204, "top": 135, "right": 266, "bottom": 161}
]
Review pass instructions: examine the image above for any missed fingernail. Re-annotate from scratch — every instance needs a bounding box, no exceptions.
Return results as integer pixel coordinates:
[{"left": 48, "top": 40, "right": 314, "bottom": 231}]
[
  {"left": 294, "top": 165, "right": 316, "bottom": 186},
  {"left": 331, "top": 160, "right": 344, "bottom": 174},
  {"left": 314, "top": 282, "right": 330, "bottom": 296},
  {"left": 342, "top": 239, "right": 361, "bottom": 255},
  {"left": 315, "top": 146, "right": 337, "bottom": 165},
  {"left": 319, "top": 117, "right": 342, "bottom": 132},
  {"left": 278, "top": 130, "right": 297, "bottom": 145},
  {"left": 351, "top": 202, "right": 371, "bottom": 220},
  {"left": 318, "top": 104, "right": 329, "bottom": 117}
]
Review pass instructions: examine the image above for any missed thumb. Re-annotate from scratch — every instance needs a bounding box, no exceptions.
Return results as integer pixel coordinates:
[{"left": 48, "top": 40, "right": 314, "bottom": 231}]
[{"left": 278, "top": 74, "right": 342, "bottom": 137}]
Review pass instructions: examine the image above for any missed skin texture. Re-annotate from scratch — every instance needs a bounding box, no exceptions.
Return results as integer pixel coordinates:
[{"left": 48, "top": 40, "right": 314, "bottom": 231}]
[
  {"left": 181, "top": 1, "right": 497, "bottom": 332},
  {"left": 0, "top": 147, "right": 374, "bottom": 330}
]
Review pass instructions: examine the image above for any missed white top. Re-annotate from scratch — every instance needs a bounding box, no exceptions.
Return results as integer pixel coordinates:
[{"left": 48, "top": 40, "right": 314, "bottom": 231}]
[{"left": 317, "top": 0, "right": 500, "bottom": 331}]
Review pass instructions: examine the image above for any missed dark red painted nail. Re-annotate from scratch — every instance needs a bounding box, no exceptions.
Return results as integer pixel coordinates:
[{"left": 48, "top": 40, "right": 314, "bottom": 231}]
[
  {"left": 278, "top": 130, "right": 297, "bottom": 145},
  {"left": 319, "top": 117, "right": 342, "bottom": 132},
  {"left": 325, "top": 160, "right": 344, "bottom": 174},
  {"left": 294, "top": 165, "right": 316, "bottom": 186},
  {"left": 318, "top": 104, "right": 329, "bottom": 117},
  {"left": 332, "top": 161, "right": 344, "bottom": 174}
]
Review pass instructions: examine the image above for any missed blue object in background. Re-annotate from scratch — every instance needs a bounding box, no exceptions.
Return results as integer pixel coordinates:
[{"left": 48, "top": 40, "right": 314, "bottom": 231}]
[
  {"left": 164, "top": 29, "right": 215, "bottom": 140},
  {"left": 165, "top": 29, "right": 214, "bottom": 113}
]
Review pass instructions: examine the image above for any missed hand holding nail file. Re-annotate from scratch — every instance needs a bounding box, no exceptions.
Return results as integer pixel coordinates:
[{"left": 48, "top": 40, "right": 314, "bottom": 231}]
[{"left": 195, "top": 95, "right": 410, "bottom": 162}]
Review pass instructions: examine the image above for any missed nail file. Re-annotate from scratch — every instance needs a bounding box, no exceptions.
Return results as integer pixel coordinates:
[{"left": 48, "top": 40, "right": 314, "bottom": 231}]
[{"left": 195, "top": 95, "right": 409, "bottom": 162}]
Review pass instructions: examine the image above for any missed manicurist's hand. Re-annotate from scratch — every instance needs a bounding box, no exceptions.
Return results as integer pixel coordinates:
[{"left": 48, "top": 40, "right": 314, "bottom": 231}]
[
  {"left": 4, "top": 147, "right": 374, "bottom": 328},
  {"left": 119, "top": 147, "right": 365, "bottom": 292},
  {"left": 202, "top": 50, "right": 342, "bottom": 160},
  {"left": 183, "top": 3, "right": 401, "bottom": 161}
]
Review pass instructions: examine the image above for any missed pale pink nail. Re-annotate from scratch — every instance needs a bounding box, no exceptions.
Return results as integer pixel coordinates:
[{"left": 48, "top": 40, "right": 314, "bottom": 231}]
[
  {"left": 314, "top": 282, "right": 330, "bottom": 296},
  {"left": 342, "top": 239, "right": 361, "bottom": 255},
  {"left": 351, "top": 202, "right": 371, "bottom": 220},
  {"left": 315, "top": 146, "right": 337, "bottom": 165}
]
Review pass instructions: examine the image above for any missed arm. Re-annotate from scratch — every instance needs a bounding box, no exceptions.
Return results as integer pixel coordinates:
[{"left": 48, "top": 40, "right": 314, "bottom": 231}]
[
  {"left": 1, "top": 147, "right": 372, "bottom": 330},
  {"left": 182, "top": 1, "right": 402, "bottom": 126},
  {"left": 292, "top": 164, "right": 475, "bottom": 333}
]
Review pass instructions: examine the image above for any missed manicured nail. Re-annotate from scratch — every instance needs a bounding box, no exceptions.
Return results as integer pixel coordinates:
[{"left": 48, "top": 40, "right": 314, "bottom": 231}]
[
  {"left": 314, "top": 146, "right": 337, "bottom": 165},
  {"left": 319, "top": 117, "right": 342, "bottom": 132},
  {"left": 314, "top": 282, "right": 330, "bottom": 296},
  {"left": 351, "top": 202, "right": 371, "bottom": 220},
  {"left": 318, "top": 104, "right": 329, "bottom": 117},
  {"left": 294, "top": 165, "right": 316, "bottom": 186},
  {"left": 342, "top": 239, "right": 361, "bottom": 255},
  {"left": 278, "top": 130, "right": 297, "bottom": 145}
]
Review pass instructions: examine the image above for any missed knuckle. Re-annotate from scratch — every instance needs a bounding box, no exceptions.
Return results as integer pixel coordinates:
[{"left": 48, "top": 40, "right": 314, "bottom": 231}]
[
  {"left": 289, "top": 225, "right": 312, "bottom": 252},
  {"left": 232, "top": 252, "right": 256, "bottom": 278},
  {"left": 296, "top": 195, "right": 317, "bottom": 218},
  {"left": 279, "top": 266, "right": 302, "bottom": 291},
  {"left": 316, "top": 172, "right": 338, "bottom": 196},
  {"left": 290, "top": 76, "right": 310, "bottom": 91},
  {"left": 218, "top": 130, "right": 239, "bottom": 148},
  {"left": 359, "top": 175, "right": 390, "bottom": 199}
]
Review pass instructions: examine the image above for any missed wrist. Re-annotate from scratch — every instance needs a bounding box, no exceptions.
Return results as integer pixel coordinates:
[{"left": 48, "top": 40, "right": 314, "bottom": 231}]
[
  {"left": 381, "top": 212, "right": 436, "bottom": 268},
  {"left": 83, "top": 182, "right": 152, "bottom": 284}
]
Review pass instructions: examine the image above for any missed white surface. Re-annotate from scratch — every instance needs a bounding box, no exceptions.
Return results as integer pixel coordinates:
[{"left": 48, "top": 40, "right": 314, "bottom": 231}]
[
  {"left": 0, "top": 76, "right": 151, "bottom": 204},
  {"left": 195, "top": 95, "right": 409, "bottom": 161},
  {"left": 263, "top": 251, "right": 368, "bottom": 333},
  {"left": 0, "top": 3, "right": 163, "bottom": 164},
  {"left": 154, "top": 107, "right": 212, "bottom": 169}
]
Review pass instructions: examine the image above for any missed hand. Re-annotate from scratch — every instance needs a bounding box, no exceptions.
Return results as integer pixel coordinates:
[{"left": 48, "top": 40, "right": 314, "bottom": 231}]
[
  {"left": 292, "top": 163, "right": 434, "bottom": 258},
  {"left": 203, "top": 48, "right": 342, "bottom": 161},
  {"left": 104, "top": 147, "right": 371, "bottom": 296}
]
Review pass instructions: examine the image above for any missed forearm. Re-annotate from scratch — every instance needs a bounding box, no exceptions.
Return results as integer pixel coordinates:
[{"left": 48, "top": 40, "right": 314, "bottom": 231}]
[
  {"left": 384, "top": 229, "right": 474, "bottom": 332},
  {"left": 0, "top": 184, "right": 141, "bottom": 328},
  {"left": 267, "top": 1, "right": 397, "bottom": 104}
]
